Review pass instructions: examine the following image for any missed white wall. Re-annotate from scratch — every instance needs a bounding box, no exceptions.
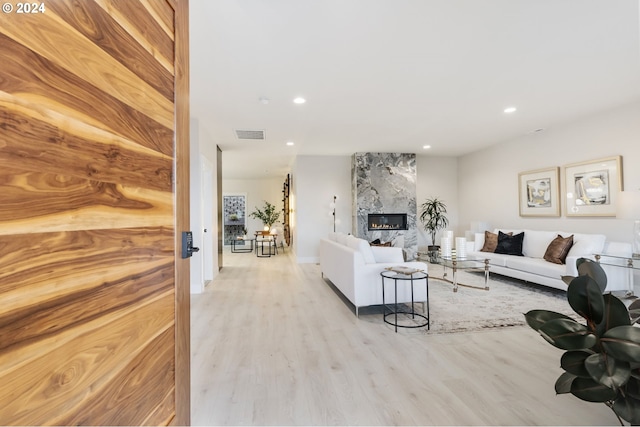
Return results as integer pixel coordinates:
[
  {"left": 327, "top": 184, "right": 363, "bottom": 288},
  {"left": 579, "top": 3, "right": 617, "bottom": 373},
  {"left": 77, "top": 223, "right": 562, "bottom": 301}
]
[
  {"left": 458, "top": 101, "right": 640, "bottom": 242},
  {"left": 189, "top": 118, "right": 204, "bottom": 293},
  {"left": 416, "top": 155, "right": 459, "bottom": 247},
  {"left": 190, "top": 118, "right": 219, "bottom": 294},
  {"left": 293, "top": 156, "right": 353, "bottom": 263}
]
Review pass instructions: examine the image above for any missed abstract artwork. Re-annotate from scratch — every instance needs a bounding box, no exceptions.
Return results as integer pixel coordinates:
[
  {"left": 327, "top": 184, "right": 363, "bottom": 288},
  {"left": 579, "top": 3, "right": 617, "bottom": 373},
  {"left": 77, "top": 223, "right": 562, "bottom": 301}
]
[
  {"left": 518, "top": 167, "right": 560, "bottom": 217},
  {"left": 564, "top": 156, "right": 622, "bottom": 217}
]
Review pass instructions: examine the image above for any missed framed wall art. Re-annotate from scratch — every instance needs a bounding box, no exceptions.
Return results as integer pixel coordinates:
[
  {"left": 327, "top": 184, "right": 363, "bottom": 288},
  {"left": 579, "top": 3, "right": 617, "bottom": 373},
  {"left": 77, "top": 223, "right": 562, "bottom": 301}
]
[
  {"left": 564, "top": 156, "right": 623, "bottom": 217},
  {"left": 518, "top": 167, "right": 561, "bottom": 217}
]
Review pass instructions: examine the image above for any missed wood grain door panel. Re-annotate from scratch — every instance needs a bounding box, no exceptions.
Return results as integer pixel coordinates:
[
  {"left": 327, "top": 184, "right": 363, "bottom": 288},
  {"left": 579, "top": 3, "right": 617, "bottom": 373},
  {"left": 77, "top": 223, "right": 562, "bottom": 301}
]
[{"left": 0, "top": 0, "right": 188, "bottom": 424}]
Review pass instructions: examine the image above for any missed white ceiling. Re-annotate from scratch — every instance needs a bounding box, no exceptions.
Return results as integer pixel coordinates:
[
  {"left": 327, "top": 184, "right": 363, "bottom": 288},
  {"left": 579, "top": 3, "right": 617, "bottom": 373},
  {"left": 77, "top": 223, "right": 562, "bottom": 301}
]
[{"left": 189, "top": 0, "right": 640, "bottom": 179}]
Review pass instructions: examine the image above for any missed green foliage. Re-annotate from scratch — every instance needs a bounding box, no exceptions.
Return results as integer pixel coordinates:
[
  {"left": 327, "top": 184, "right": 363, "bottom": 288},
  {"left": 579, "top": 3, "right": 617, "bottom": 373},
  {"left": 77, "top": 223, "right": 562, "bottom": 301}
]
[
  {"left": 418, "top": 197, "right": 449, "bottom": 246},
  {"left": 249, "top": 200, "right": 281, "bottom": 228},
  {"left": 525, "top": 258, "right": 640, "bottom": 425}
]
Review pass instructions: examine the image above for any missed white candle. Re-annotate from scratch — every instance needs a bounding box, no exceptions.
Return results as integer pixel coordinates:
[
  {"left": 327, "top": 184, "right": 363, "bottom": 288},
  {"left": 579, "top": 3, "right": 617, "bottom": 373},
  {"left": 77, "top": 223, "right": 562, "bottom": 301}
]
[
  {"left": 456, "top": 237, "right": 467, "bottom": 258},
  {"left": 440, "top": 237, "right": 452, "bottom": 256}
]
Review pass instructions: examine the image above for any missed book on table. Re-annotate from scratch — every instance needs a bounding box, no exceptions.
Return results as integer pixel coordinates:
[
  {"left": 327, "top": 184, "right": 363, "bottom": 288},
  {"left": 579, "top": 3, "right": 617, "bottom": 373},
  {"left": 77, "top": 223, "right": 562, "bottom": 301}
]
[{"left": 385, "top": 266, "right": 424, "bottom": 275}]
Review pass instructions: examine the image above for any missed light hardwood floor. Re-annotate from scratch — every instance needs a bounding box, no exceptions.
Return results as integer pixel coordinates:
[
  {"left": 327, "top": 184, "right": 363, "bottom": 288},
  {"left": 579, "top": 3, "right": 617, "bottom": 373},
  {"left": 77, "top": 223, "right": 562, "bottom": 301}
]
[{"left": 191, "top": 248, "right": 616, "bottom": 426}]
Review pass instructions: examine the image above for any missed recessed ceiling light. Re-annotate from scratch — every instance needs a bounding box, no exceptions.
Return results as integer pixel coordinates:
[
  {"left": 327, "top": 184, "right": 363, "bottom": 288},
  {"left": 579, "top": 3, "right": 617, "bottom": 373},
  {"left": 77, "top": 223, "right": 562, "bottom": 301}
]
[
  {"left": 286, "top": 141, "right": 295, "bottom": 146},
  {"left": 504, "top": 106, "right": 517, "bottom": 114},
  {"left": 293, "top": 97, "right": 306, "bottom": 104},
  {"left": 259, "top": 97, "right": 270, "bottom": 104},
  {"left": 422, "top": 145, "right": 431, "bottom": 150}
]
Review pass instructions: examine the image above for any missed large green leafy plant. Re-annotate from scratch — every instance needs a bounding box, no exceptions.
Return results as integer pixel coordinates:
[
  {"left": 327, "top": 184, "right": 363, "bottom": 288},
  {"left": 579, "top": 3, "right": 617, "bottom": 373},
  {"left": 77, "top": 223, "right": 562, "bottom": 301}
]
[
  {"left": 525, "top": 258, "right": 640, "bottom": 425},
  {"left": 249, "top": 201, "right": 281, "bottom": 228}
]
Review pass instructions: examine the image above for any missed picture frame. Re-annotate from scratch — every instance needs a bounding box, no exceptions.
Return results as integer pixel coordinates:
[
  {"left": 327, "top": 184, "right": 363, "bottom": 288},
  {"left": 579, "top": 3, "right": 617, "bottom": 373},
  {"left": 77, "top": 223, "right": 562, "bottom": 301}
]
[
  {"left": 518, "top": 167, "right": 561, "bottom": 217},
  {"left": 564, "top": 156, "right": 623, "bottom": 217}
]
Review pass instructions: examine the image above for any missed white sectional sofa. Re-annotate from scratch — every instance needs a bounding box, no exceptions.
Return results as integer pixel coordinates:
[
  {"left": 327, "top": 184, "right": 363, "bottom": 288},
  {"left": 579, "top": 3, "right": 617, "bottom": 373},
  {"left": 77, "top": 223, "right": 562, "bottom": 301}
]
[
  {"left": 467, "top": 229, "right": 632, "bottom": 292},
  {"left": 320, "top": 233, "right": 429, "bottom": 316}
]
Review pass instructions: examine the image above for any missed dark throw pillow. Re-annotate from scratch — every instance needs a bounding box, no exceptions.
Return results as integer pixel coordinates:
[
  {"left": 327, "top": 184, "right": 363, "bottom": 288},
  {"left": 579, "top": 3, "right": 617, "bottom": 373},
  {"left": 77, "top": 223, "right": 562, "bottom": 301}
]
[
  {"left": 494, "top": 231, "right": 525, "bottom": 256},
  {"left": 481, "top": 230, "right": 512, "bottom": 253},
  {"left": 544, "top": 234, "right": 574, "bottom": 264}
]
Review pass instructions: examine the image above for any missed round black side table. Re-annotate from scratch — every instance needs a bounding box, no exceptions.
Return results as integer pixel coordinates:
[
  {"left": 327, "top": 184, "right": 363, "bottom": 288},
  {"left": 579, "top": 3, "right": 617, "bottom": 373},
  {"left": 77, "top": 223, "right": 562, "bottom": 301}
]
[{"left": 380, "top": 269, "right": 429, "bottom": 332}]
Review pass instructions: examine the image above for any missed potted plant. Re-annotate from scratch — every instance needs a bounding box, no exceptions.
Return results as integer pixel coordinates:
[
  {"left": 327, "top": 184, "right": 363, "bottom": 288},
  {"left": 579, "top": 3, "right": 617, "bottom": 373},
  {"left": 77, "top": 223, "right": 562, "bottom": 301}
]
[
  {"left": 525, "top": 258, "right": 640, "bottom": 425},
  {"left": 418, "top": 197, "right": 449, "bottom": 262},
  {"left": 249, "top": 201, "right": 281, "bottom": 230}
]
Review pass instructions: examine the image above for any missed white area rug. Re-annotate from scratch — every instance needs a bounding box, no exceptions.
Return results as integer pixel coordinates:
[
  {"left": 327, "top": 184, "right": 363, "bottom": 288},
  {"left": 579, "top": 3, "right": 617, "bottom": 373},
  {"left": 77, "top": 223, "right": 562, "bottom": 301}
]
[{"left": 359, "top": 263, "right": 577, "bottom": 334}]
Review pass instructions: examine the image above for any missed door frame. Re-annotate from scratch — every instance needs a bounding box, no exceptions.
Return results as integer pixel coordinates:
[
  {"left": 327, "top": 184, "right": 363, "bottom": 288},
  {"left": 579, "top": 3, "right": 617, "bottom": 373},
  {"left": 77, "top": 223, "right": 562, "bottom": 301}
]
[
  {"left": 173, "top": 0, "right": 191, "bottom": 424},
  {"left": 201, "top": 156, "right": 214, "bottom": 282}
]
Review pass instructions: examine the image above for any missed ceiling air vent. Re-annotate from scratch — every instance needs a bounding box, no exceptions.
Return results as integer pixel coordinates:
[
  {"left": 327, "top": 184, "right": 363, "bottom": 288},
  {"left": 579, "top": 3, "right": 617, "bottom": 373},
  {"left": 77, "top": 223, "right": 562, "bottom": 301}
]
[{"left": 235, "top": 129, "right": 265, "bottom": 140}]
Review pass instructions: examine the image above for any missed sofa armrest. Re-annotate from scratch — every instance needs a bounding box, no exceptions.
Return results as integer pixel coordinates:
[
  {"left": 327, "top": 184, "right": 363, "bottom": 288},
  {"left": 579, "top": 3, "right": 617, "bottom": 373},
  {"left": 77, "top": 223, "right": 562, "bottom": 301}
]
[
  {"left": 370, "top": 246, "right": 404, "bottom": 263},
  {"left": 602, "top": 241, "right": 632, "bottom": 257},
  {"left": 564, "top": 254, "right": 598, "bottom": 277}
]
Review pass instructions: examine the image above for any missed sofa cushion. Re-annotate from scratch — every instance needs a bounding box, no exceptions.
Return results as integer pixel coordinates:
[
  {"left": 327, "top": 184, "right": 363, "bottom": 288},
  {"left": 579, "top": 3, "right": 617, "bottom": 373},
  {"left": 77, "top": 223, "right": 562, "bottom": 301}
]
[
  {"left": 371, "top": 246, "right": 405, "bottom": 263},
  {"left": 346, "top": 236, "right": 376, "bottom": 264},
  {"left": 505, "top": 256, "right": 565, "bottom": 280},
  {"left": 481, "top": 230, "right": 512, "bottom": 252},
  {"left": 473, "top": 232, "right": 485, "bottom": 251},
  {"left": 494, "top": 231, "right": 524, "bottom": 256},
  {"left": 472, "top": 251, "right": 510, "bottom": 267},
  {"left": 336, "top": 232, "right": 349, "bottom": 246},
  {"left": 522, "top": 230, "right": 557, "bottom": 258},
  {"left": 564, "top": 232, "right": 606, "bottom": 258},
  {"left": 544, "top": 234, "right": 574, "bottom": 264},
  {"left": 480, "top": 230, "right": 499, "bottom": 252}
]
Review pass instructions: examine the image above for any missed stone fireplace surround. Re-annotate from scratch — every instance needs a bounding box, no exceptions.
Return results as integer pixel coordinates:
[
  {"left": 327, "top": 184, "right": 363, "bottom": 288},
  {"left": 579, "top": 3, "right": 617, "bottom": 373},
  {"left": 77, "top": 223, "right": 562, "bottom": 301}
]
[{"left": 352, "top": 153, "right": 418, "bottom": 260}]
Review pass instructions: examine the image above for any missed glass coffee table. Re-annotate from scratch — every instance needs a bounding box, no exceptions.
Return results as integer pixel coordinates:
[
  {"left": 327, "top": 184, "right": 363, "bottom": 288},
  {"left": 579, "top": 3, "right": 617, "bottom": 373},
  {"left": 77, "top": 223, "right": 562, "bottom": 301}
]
[
  {"left": 594, "top": 253, "right": 639, "bottom": 298},
  {"left": 435, "top": 256, "right": 490, "bottom": 292}
]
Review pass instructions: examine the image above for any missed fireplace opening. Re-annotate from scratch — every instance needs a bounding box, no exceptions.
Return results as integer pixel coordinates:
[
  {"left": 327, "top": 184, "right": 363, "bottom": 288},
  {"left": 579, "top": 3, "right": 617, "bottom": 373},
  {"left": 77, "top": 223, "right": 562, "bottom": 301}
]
[{"left": 368, "top": 213, "right": 408, "bottom": 231}]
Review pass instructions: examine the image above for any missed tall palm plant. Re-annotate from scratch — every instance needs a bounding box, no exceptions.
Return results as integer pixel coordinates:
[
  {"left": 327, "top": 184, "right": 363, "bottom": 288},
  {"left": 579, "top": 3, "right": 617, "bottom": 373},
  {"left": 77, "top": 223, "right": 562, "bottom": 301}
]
[{"left": 419, "top": 197, "right": 449, "bottom": 246}]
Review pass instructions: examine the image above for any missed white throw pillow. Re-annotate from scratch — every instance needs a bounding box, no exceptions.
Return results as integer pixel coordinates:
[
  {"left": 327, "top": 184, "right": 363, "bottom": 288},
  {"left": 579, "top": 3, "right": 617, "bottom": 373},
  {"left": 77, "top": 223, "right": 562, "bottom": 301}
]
[
  {"left": 336, "top": 232, "right": 348, "bottom": 246},
  {"left": 359, "top": 240, "right": 377, "bottom": 264},
  {"left": 348, "top": 237, "right": 376, "bottom": 263},
  {"left": 522, "top": 229, "right": 557, "bottom": 259},
  {"left": 327, "top": 232, "right": 337, "bottom": 242},
  {"left": 474, "top": 232, "right": 486, "bottom": 252},
  {"left": 565, "top": 232, "right": 606, "bottom": 258}
]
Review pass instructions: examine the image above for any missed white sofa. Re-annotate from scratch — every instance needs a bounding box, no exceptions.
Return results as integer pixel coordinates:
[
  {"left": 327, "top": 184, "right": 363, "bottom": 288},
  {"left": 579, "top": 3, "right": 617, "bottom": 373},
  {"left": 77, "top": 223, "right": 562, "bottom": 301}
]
[
  {"left": 466, "top": 229, "right": 632, "bottom": 292},
  {"left": 320, "top": 233, "right": 429, "bottom": 316}
]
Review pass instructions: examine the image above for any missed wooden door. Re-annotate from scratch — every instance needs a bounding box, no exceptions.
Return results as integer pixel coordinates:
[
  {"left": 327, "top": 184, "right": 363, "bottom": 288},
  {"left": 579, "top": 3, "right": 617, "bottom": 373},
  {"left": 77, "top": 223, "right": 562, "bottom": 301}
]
[{"left": 0, "top": 0, "right": 190, "bottom": 424}]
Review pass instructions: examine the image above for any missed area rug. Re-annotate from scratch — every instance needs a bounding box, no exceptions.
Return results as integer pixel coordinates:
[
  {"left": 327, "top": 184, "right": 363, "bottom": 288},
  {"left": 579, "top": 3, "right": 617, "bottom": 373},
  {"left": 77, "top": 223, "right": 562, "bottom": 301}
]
[{"left": 359, "top": 263, "right": 578, "bottom": 334}]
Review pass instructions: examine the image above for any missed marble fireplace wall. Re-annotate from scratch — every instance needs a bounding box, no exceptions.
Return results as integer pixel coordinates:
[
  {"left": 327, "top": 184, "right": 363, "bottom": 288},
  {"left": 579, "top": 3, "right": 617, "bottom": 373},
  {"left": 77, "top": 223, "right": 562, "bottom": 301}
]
[{"left": 352, "top": 153, "right": 418, "bottom": 260}]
